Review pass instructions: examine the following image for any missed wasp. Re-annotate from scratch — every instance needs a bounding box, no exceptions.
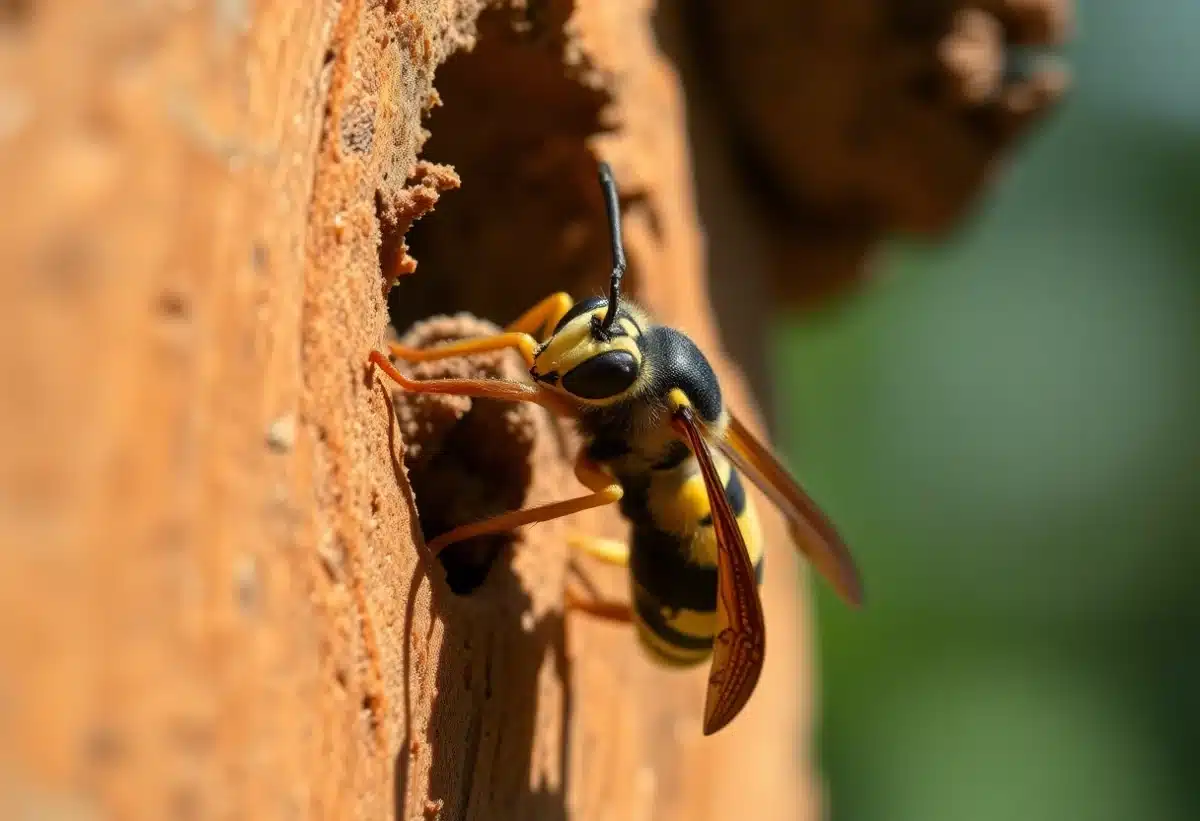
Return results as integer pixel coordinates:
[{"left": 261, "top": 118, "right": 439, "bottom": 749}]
[{"left": 368, "top": 162, "right": 863, "bottom": 735}]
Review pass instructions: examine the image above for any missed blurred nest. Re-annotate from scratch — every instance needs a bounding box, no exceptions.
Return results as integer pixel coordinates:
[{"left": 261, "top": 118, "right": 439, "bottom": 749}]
[{"left": 680, "top": 0, "right": 1072, "bottom": 304}]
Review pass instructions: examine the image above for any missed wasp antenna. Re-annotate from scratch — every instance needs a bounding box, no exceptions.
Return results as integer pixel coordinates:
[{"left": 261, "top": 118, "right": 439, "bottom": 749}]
[{"left": 597, "top": 161, "right": 625, "bottom": 331}]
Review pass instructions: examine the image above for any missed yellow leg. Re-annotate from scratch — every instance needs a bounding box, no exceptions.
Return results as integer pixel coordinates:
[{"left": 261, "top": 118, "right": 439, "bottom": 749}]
[
  {"left": 567, "top": 534, "right": 630, "bottom": 567},
  {"left": 367, "top": 350, "right": 575, "bottom": 416},
  {"left": 565, "top": 587, "right": 633, "bottom": 623},
  {"left": 388, "top": 332, "right": 540, "bottom": 367},
  {"left": 384, "top": 292, "right": 573, "bottom": 368},
  {"left": 425, "top": 452, "right": 623, "bottom": 555},
  {"left": 505, "top": 292, "right": 574, "bottom": 341}
]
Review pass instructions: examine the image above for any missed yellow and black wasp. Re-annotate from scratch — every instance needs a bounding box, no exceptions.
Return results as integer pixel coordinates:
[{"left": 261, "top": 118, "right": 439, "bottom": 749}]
[{"left": 368, "top": 162, "right": 863, "bottom": 735}]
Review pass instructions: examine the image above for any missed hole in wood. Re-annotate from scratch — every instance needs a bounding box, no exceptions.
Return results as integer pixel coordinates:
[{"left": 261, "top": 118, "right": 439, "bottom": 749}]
[{"left": 385, "top": 314, "right": 538, "bottom": 595}]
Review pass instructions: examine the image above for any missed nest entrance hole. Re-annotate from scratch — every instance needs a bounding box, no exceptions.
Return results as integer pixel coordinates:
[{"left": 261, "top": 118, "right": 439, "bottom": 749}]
[
  {"left": 386, "top": 3, "right": 620, "bottom": 334},
  {"left": 388, "top": 315, "right": 540, "bottom": 595},
  {"left": 379, "top": 5, "right": 623, "bottom": 593}
]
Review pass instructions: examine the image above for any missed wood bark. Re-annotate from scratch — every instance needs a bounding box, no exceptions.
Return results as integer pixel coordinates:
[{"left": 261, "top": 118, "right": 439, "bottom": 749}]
[{"left": 0, "top": 1, "right": 1068, "bottom": 820}]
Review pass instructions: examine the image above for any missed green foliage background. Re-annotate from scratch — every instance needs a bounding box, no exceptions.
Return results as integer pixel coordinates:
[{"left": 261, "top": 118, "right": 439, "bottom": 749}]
[{"left": 774, "top": 4, "right": 1200, "bottom": 818}]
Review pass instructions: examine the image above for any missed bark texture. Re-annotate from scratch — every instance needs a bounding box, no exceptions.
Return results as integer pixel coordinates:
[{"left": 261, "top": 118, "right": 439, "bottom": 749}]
[{"left": 0, "top": 0, "right": 1068, "bottom": 820}]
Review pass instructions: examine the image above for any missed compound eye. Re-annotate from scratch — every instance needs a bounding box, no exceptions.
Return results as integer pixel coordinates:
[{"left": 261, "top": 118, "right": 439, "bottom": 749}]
[{"left": 562, "top": 350, "right": 639, "bottom": 399}]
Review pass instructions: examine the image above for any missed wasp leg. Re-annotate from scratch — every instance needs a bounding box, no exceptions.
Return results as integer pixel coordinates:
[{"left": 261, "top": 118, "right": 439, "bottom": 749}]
[
  {"left": 565, "top": 586, "right": 633, "bottom": 623},
  {"left": 567, "top": 534, "right": 630, "bottom": 567},
  {"left": 504, "top": 292, "right": 574, "bottom": 341},
  {"left": 388, "top": 332, "right": 540, "bottom": 368},
  {"left": 367, "top": 350, "right": 574, "bottom": 415},
  {"left": 424, "top": 452, "right": 622, "bottom": 555},
  {"left": 383, "top": 293, "right": 573, "bottom": 368}
]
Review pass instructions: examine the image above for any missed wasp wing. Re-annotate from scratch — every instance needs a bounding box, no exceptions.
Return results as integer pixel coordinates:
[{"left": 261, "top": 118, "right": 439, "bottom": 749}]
[
  {"left": 671, "top": 406, "right": 766, "bottom": 736},
  {"left": 713, "top": 412, "right": 863, "bottom": 607}
]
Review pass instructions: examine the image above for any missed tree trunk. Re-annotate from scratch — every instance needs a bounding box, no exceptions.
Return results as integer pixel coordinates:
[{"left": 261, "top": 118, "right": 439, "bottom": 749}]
[{"left": 0, "top": 0, "right": 1067, "bottom": 819}]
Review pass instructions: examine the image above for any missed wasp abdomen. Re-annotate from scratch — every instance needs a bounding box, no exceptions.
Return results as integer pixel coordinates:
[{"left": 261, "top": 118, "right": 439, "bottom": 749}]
[{"left": 625, "top": 463, "right": 764, "bottom": 667}]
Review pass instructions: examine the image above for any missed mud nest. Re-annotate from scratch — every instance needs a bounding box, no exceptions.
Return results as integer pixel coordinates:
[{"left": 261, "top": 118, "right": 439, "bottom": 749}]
[{"left": 387, "top": 313, "right": 549, "bottom": 594}]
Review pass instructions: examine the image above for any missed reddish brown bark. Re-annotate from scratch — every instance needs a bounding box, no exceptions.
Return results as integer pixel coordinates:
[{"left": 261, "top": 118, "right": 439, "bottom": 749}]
[{"left": 1, "top": 1, "right": 1067, "bottom": 819}]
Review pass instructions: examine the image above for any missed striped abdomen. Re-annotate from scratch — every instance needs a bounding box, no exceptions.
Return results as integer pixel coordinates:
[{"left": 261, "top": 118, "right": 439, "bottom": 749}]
[{"left": 622, "top": 456, "right": 765, "bottom": 667}]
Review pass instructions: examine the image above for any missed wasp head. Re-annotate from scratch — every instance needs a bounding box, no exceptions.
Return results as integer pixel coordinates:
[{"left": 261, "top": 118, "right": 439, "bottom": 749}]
[{"left": 530, "top": 296, "right": 643, "bottom": 404}]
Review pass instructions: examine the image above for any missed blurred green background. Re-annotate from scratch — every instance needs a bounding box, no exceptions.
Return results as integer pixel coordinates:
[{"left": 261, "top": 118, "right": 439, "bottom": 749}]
[{"left": 772, "top": 3, "right": 1200, "bottom": 820}]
